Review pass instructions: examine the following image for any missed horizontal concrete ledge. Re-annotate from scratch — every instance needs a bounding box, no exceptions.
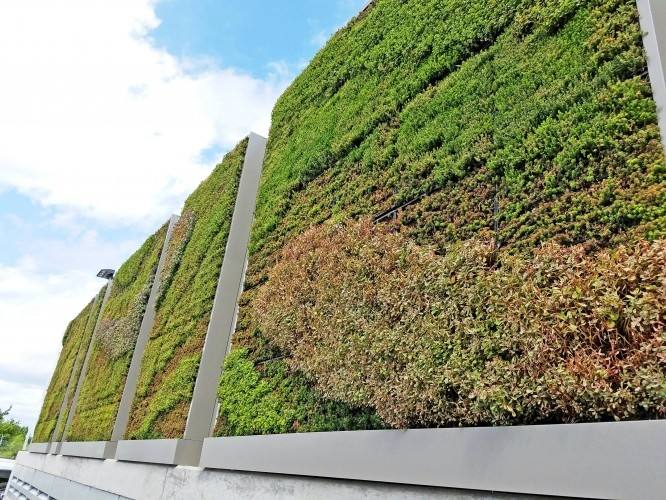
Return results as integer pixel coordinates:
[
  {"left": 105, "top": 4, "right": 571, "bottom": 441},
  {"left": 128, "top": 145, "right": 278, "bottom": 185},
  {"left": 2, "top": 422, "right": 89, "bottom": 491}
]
[
  {"left": 201, "top": 420, "right": 666, "bottom": 500},
  {"left": 26, "top": 442, "right": 50, "bottom": 454},
  {"left": 59, "top": 440, "right": 117, "bottom": 460},
  {"left": 116, "top": 438, "right": 202, "bottom": 466},
  {"left": 13, "top": 451, "right": 553, "bottom": 499}
]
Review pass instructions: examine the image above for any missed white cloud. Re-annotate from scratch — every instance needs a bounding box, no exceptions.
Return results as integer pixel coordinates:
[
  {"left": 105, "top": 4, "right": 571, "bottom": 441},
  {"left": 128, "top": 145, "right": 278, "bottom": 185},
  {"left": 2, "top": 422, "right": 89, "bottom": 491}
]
[
  {"left": 0, "top": 0, "right": 293, "bottom": 432},
  {"left": 0, "top": 219, "right": 146, "bottom": 431},
  {"left": 0, "top": 0, "right": 290, "bottom": 226},
  {"left": 0, "top": 261, "right": 103, "bottom": 431}
]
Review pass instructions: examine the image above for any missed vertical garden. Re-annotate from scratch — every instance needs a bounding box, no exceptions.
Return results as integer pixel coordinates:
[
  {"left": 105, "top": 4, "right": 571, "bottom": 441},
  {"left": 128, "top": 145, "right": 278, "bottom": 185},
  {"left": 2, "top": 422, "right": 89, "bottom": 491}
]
[
  {"left": 124, "top": 139, "right": 247, "bottom": 440},
  {"left": 32, "top": 0, "right": 665, "bottom": 444},
  {"left": 216, "top": 0, "right": 666, "bottom": 435},
  {"left": 64, "top": 224, "right": 168, "bottom": 442},
  {"left": 33, "top": 289, "right": 105, "bottom": 443}
]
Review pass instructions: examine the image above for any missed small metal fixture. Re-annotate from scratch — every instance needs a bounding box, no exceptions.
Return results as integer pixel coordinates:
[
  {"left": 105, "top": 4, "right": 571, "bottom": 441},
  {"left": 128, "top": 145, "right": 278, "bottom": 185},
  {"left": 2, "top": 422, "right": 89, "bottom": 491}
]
[{"left": 96, "top": 269, "right": 115, "bottom": 280}]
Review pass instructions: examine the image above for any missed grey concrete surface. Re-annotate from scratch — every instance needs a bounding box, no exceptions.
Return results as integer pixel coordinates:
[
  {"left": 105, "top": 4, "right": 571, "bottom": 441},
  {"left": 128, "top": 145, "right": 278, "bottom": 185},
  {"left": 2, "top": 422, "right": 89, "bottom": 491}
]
[
  {"left": 637, "top": 0, "right": 666, "bottom": 152},
  {"left": 111, "top": 215, "right": 180, "bottom": 445},
  {"left": 115, "top": 438, "right": 202, "bottom": 467},
  {"left": 14, "top": 452, "right": 560, "bottom": 500},
  {"left": 184, "top": 133, "right": 268, "bottom": 445},
  {"left": 25, "top": 443, "right": 49, "bottom": 454},
  {"left": 60, "top": 440, "right": 116, "bottom": 460},
  {"left": 201, "top": 420, "right": 666, "bottom": 500}
]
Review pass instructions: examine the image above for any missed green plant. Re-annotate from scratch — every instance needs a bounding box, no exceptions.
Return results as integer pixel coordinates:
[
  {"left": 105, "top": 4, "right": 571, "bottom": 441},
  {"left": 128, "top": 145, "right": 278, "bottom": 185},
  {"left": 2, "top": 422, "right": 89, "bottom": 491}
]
[
  {"left": 66, "top": 224, "right": 168, "bottom": 442},
  {"left": 216, "top": 349, "right": 384, "bottom": 436},
  {"left": 125, "top": 139, "right": 248, "bottom": 439},
  {"left": 221, "top": 0, "right": 666, "bottom": 434},
  {"left": 32, "top": 287, "right": 106, "bottom": 443}
]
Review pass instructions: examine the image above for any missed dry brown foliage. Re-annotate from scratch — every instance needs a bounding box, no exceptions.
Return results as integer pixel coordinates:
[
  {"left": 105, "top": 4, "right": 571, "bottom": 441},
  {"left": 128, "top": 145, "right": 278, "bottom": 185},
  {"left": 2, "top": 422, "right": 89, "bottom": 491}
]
[{"left": 254, "top": 219, "right": 666, "bottom": 427}]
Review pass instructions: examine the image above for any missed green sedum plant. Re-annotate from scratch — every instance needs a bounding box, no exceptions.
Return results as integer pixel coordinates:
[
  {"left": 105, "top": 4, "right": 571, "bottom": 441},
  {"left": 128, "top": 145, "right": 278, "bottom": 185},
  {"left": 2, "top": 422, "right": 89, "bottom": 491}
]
[
  {"left": 216, "top": 349, "right": 385, "bottom": 436},
  {"left": 125, "top": 139, "right": 247, "bottom": 439},
  {"left": 220, "top": 0, "right": 666, "bottom": 434},
  {"left": 33, "top": 287, "right": 106, "bottom": 443},
  {"left": 66, "top": 224, "right": 168, "bottom": 442}
]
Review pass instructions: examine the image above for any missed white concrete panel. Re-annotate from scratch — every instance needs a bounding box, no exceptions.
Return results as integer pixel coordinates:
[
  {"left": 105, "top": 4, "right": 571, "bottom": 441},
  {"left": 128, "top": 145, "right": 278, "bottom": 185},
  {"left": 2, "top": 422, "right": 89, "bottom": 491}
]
[
  {"left": 115, "top": 439, "right": 201, "bottom": 467},
  {"left": 14, "top": 452, "right": 564, "bottom": 500},
  {"left": 25, "top": 444, "right": 48, "bottom": 455},
  {"left": 60, "top": 440, "right": 116, "bottom": 460}
]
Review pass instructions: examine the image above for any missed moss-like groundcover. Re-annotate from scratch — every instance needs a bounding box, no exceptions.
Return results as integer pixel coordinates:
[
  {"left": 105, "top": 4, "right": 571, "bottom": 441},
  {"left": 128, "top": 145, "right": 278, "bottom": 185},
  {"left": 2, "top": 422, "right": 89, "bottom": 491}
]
[
  {"left": 125, "top": 139, "right": 247, "bottom": 439},
  {"left": 65, "top": 225, "right": 168, "bottom": 442},
  {"left": 33, "top": 288, "right": 106, "bottom": 443},
  {"left": 217, "top": 0, "right": 666, "bottom": 435}
]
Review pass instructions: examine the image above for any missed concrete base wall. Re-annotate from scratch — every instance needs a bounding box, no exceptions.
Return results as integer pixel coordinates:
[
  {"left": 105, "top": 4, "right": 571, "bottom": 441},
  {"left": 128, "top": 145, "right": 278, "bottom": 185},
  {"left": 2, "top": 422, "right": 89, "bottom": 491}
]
[{"left": 10, "top": 452, "right": 560, "bottom": 500}]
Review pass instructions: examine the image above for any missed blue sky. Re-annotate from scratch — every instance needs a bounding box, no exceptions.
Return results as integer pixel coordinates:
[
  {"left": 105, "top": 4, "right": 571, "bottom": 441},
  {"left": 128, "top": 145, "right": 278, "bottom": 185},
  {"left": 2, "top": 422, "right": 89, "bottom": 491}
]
[
  {"left": 0, "top": 0, "right": 366, "bottom": 431},
  {"left": 153, "top": 0, "right": 366, "bottom": 79}
]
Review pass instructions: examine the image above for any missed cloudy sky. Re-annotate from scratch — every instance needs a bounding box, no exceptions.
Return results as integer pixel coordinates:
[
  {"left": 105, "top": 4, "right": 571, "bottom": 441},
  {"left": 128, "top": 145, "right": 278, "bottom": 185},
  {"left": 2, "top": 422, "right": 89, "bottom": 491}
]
[{"left": 0, "top": 0, "right": 366, "bottom": 432}]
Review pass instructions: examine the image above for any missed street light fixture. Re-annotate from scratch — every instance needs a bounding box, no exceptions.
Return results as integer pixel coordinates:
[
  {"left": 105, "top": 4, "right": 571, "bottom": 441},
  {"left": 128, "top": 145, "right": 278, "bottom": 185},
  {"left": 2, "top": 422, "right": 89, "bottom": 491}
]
[{"left": 96, "top": 269, "right": 115, "bottom": 280}]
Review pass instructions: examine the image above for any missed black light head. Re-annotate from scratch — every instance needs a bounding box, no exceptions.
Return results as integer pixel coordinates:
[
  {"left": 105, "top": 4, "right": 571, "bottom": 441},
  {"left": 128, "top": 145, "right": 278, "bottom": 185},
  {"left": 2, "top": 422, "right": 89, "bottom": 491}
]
[{"left": 96, "top": 269, "right": 115, "bottom": 280}]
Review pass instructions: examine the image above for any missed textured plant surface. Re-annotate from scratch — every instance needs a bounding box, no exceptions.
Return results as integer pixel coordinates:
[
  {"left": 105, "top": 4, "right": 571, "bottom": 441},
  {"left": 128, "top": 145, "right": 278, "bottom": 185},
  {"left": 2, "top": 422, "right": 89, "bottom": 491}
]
[
  {"left": 125, "top": 139, "right": 247, "bottom": 439},
  {"left": 248, "top": 220, "right": 665, "bottom": 427},
  {"left": 33, "top": 0, "right": 666, "bottom": 438},
  {"left": 156, "top": 211, "right": 195, "bottom": 308},
  {"left": 215, "top": 348, "right": 385, "bottom": 436},
  {"left": 66, "top": 224, "right": 167, "bottom": 442},
  {"left": 220, "top": 0, "right": 666, "bottom": 434},
  {"left": 33, "top": 289, "right": 105, "bottom": 442}
]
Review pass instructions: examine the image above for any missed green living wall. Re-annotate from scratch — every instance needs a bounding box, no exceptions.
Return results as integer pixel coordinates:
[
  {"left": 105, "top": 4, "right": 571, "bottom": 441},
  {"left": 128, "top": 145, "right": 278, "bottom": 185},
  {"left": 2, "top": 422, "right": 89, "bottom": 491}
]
[
  {"left": 216, "top": 0, "right": 666, "bottom": 435},
  {"left": 33, "top": 288, "right": 106, "bottom": 443},
  {"left": 125, "top": 139, "right": 248, "bottom": 439},
  {"left": 65, "top": 224, "right": 168, "bottom": 442}
]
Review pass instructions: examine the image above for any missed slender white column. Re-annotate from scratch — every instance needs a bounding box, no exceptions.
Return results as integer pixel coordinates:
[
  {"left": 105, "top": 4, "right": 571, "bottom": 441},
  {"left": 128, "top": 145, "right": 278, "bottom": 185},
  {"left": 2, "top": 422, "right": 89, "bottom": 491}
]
[
  {"left": 637, "top": 0, "right": 666, "bottom": 152},
  {"left": 184, "top": 132, "right": 268, "bottom": 443},
  {"left": 109, "top": 215, "right": 180, "bottom": 448}
]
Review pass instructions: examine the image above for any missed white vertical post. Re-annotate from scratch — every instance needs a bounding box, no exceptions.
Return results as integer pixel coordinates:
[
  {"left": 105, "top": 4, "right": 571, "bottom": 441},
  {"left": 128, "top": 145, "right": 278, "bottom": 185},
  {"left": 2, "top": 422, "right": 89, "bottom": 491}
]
[
  {"left": 54, "top": 280, "right": 114, "bottom": 453},
  {"left": 183, "top": 133, "right": 268, "bottom": 445},
  {"left": 637, "top": 0, "right": 666, "bottom": 152},
  {"left": 109, "top": 215, "right": 180, "bottom": 449}
]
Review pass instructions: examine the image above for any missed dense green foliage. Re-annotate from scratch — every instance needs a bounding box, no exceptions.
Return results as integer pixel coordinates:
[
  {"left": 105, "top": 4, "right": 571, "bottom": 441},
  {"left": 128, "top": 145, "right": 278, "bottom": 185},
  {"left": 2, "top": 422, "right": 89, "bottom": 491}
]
[
  {"left": 216, "top": 349, "right": 384, "bottom": 436},
  {"left": 220, "top": 0, "right": 666, "bottom": 434},
  {"left": 66, "top": 225, "right": 168, "bottom": 442},
  {"left": 125, "top": 139, "right": 247, "bottom": 439},
  {"left": 33, "top": 288, "right": 105, "bottom": 443},
  {"left": 0, "top": 408, "right": 27, "bottom": 459}
]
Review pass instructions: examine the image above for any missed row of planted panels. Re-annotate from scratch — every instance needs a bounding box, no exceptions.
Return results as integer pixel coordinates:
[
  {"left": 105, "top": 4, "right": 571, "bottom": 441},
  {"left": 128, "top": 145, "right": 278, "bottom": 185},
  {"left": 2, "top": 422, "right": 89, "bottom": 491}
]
[
  {"left": 33, "top": 137, "right": 249, "bottom": 446},
  {"left": 35, "top": 0, "right": 665, "bottom": 452}
]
